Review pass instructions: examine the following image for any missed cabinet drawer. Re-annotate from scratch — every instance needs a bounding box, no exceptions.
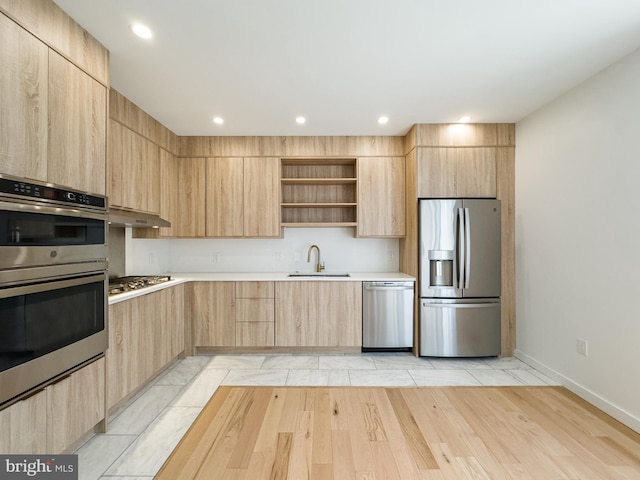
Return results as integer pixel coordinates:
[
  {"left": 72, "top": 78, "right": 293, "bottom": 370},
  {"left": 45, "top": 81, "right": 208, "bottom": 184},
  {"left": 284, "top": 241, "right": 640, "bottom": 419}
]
[
  {"left": 236, "top": 322, "right": 275, "bottom": 347},
  {"left": 236, "top": 281, "right": 274, "bottom": 298},
  {"left": 236, "top": 298, "right": 275, "bottom": 323}
]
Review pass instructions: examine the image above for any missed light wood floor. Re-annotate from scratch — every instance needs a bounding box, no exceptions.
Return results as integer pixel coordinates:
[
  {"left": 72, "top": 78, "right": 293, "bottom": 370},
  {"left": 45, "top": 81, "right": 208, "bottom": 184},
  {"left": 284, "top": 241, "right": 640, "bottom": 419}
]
[{"left": 155, "top": 386, "right": 640, "bottom": 479}]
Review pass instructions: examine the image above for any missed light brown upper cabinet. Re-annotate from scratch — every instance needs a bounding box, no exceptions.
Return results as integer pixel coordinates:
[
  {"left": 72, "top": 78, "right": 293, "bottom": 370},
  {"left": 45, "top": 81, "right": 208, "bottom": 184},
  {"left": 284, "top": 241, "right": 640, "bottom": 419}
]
[
  {"left": 280, "top": 158, "right": 357, "bottom": 227},
  {"left": 0, "top": 13, "right": 48, "bottom": 182},
  {"left": 108, "top": 119, "right": 160, "bottom": 213},
  {"left": 1, "top": 13, "right": 106, "bottom": 194},
  {"left": 206, "top": 157, "right": 280, "bottom": 238},
  {"left": 48, "top": 50, "right": 107, "bottom": 195},
  {"left": 205, "top": 157, "right": 244, "bottom": 237},
  {"left": 358, "top": 156, "right": 405, "bottom": 237},
  {"left": 160, "top": 154, "right": 206, "bottom": 237},
  {"left": 244, "top": 157, "right": 281, "bottom": 237},
  {"left": 417, "top": 147, "right": 496, "bottom": 198}
]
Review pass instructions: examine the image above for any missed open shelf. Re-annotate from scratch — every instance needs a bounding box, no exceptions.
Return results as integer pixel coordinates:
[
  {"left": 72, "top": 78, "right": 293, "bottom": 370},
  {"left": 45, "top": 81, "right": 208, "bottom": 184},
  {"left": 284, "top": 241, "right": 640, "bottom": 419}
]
[{"left": 281, "top": 158, "right": 357, "bottom": 227}]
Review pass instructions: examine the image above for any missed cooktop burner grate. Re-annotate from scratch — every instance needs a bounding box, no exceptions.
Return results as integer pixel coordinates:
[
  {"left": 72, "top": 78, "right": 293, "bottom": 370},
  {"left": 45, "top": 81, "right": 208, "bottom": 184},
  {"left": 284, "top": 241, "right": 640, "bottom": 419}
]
[{"left": 108, "top": 275, "right": 171, "bottom": 295}]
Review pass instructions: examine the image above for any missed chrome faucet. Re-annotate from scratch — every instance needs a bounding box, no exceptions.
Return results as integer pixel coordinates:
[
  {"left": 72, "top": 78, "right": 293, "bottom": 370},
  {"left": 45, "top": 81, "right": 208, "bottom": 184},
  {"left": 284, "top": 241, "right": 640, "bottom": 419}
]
[{"left": 307, "top": 244, "right": 325, "bottom": 272}]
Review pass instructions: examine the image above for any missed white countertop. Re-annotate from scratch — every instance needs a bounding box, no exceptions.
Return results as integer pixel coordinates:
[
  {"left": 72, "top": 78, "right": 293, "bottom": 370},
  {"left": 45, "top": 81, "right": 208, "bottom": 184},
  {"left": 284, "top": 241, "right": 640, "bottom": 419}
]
[{"left": 108, "top": 271, "right": 415, "bottom": 304}]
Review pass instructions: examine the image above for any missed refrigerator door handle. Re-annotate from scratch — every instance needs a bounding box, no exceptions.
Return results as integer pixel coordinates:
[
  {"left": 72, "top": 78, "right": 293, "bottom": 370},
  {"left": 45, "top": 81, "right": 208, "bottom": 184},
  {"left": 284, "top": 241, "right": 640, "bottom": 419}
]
[
  {"left": 464, "top": 207, "right": 471, "bottom": 289},
  {"left": 457, "top": 207, "right": 465, "bottom": 290}
]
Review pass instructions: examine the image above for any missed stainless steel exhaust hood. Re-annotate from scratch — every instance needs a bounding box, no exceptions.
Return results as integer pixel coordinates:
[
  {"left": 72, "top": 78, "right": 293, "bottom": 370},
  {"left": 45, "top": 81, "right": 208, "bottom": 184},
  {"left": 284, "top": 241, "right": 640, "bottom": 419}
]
[{"left": 108, "top": 207, "right": 171, "bottom": 228}]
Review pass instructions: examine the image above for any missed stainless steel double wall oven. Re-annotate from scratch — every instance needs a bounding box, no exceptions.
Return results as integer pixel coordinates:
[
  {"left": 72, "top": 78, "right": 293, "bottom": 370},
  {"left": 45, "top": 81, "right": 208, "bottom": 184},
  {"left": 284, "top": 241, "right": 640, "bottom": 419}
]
[{"left": 0, "top": 174, "right": 108, "bottom": 407}]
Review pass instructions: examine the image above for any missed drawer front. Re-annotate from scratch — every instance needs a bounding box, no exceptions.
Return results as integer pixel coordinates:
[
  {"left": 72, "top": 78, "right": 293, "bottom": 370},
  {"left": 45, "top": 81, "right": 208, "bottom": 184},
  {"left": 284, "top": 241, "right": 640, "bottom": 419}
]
[{"left": 235, "top": 281, "right": 274, "bottom": 298}]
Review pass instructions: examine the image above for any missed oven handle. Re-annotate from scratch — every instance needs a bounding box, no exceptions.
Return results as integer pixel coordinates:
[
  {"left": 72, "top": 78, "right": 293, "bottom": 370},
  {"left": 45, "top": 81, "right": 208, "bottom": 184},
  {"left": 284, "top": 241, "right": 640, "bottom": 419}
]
[
  {"left": 0, "top": 200, "right": 107, "bottom": 221},
  {"left": 0, "top": 272, "right": 106, "bottom": 299}
]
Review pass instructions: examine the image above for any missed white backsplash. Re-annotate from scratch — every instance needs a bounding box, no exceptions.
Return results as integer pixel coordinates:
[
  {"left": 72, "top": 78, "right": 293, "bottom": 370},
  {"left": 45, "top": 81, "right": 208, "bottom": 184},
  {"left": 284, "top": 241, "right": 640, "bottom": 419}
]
[{"left": 126, "top": 227, "right": 399, "bottom": 275}]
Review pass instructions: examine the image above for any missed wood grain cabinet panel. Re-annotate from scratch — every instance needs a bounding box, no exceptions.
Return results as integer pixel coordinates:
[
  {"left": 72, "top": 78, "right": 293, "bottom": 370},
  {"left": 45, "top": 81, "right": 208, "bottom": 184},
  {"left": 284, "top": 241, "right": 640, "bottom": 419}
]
[
  {"left": 107, "top": 286, "right": 185, "bottom": 410},
  {"left": 358, "top": 156, "right": 405, "bottom": 237},
  {"left": 275, "top": 281, "right": 362, "bottom": 347},
  {"left": 46, "top": 358, "right": 105, "bottom": 453},
  {"left": 0, "top": 13, "right": 48, "bottom": 182},
  {"left": 48, "top": 49, "right": 107, "bottom": 194},
  {"left": 205, "top": 157, "right": 280, "bottom": 238},
  {"left": 243, "top": 157, "right": 281, "bottom": 237},
  {"left": 0, "top": 389, "right": 47, "bottom": 454},
  {"left": 417, "top": 147, "right": 496, "bottom": 198},
  {"left": 235, "top": 281, "right": 275, "bottom": 347},
  {"left": 160, "top": 155, "right": 206, "bottom": 237},
  {"left": 108, "top": 119, "right": 160, "bottom": 213},
  {"left": 205, "top": 157, "right": 244, "bottom": 237},
  {"left": 190, "top": 282, "right": 236, "bottom": 347}
]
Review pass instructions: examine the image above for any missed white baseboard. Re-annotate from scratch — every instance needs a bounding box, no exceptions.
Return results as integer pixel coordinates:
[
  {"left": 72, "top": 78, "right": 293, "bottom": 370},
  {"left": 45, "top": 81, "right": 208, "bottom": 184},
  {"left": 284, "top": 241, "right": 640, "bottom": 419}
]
[{"left": 514, "top": 349, "right": 640, "bottom": 434}]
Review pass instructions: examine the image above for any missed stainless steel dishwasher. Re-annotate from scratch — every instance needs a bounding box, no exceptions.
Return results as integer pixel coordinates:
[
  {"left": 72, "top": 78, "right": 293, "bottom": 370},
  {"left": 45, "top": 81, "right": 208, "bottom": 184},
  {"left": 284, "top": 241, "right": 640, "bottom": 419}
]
[{"left": 362, "top": 281, "right": 414, "bottom": 350}]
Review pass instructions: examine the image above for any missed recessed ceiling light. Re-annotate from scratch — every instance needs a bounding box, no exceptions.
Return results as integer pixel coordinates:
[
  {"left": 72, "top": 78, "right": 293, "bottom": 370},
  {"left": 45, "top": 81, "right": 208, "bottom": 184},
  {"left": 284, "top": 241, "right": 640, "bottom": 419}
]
[
  {"left": 212, "top": 117, "right": 224, "bottom": 125},
  {"left": 296, "top": 116, "right": 306, "bottom": 124},
  {"left": 458, "top": 115, "right": 472, "bottom": 123},
  {"left": 377, "top": 116, "right": 389, "bottom": 125},
  {"left": 130, "top": 23, "right": 153, "bottom": 39}
]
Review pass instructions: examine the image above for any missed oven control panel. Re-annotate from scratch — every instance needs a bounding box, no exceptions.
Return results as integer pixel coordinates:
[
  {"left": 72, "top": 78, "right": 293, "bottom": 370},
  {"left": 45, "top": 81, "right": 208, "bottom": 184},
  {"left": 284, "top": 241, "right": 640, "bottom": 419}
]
[{"left": 0, "top": 176, "right": 106, "bottom": 209}]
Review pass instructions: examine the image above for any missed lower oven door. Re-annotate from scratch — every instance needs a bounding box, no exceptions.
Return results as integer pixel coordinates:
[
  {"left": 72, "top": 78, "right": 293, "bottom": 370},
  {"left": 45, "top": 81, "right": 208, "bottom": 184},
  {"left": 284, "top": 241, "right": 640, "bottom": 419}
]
[{"left": 0, "top": 270, "right": 107, "bottom": 407}]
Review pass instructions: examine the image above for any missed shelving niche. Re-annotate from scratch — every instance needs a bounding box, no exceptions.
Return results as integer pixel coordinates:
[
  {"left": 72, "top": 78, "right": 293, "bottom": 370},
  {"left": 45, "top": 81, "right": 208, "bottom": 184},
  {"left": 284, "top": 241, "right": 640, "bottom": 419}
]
[{"left": 281, "top": 158, "right": 357, "bottom": 227}]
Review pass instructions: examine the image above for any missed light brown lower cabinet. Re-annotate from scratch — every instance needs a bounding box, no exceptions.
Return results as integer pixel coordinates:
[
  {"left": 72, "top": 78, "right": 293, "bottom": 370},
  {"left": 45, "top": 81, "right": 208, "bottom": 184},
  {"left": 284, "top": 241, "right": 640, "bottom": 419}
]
[
  {"left": 191, "top": 280, "right": 362, "bottom": 350},
  {"left": 0, "top": 357, "right": 105, "bottom": 454},
  {"left": 107, "top": 285, "right": 185, "bottom": 410},
  {"left": 189, "top": 281, "right": 236, "bottom": 347},
  {"left": 235, "top": 281, "right": 275, "bottom": 347},
  {"left": 47, "top": 357, "right": 105, "bottom": 453},
  {"left": 0, "top": 388, "right": 47, "bottom": 454},
  {"left": 275, "top": 281, "right": 362, "bottom": 347}
]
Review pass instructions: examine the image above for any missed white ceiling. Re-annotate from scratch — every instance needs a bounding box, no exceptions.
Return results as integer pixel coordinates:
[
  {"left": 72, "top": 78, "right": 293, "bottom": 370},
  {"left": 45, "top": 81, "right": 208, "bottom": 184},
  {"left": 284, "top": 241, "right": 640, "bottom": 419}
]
[{"left": 53, "top": 0, "right": 640, "bottom": 137}]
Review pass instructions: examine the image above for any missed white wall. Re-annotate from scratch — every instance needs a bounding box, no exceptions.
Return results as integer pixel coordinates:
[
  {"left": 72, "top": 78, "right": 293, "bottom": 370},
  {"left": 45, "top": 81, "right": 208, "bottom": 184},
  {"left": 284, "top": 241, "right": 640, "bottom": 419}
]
[
  {"left": 127, "top": 227, "right": 398, "bottom": 274},
  {"left": 516, "top": 47, "right": 640, "bottom": 431}
]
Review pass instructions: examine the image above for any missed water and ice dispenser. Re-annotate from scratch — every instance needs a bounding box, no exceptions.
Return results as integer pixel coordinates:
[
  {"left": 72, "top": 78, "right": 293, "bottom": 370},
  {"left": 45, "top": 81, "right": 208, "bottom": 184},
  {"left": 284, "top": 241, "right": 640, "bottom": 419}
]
[{"left": 428, "top": 250, "right": 454, "bottom": 287}]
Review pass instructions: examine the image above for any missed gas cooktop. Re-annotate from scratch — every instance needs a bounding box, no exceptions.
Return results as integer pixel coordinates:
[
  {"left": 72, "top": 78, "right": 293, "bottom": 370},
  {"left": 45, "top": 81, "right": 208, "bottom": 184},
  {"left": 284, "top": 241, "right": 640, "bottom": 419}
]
[{"left": 108, "top": 275, "right": 171, "bottom": 295}]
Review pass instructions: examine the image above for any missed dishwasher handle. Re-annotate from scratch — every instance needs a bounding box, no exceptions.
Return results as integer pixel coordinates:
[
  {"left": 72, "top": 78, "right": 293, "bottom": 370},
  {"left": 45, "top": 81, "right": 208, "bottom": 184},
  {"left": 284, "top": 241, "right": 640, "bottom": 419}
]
[{"left": 363, "top": 282, "right": 414, "bottom": 291}]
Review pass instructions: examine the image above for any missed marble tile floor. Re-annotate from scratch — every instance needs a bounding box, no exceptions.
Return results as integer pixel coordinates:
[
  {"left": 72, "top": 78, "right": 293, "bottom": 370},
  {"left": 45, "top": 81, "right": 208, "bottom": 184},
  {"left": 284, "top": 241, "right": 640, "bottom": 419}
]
[{"left": 76, "top": 353, "right": 558, "bottom": 480}]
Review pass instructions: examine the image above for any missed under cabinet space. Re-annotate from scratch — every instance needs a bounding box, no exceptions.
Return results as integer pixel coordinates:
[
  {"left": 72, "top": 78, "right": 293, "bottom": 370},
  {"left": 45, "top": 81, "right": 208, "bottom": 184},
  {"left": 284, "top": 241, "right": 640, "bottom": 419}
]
[{"left": 280, "top": 158, "right": 358, "bottom": 227}]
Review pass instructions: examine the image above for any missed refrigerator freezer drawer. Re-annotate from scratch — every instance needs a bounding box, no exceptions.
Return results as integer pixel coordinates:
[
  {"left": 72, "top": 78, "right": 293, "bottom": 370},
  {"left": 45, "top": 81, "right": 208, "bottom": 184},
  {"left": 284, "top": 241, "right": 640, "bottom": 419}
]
[{"left": 420, "top": 300, "right": 501, "bottom": 357}]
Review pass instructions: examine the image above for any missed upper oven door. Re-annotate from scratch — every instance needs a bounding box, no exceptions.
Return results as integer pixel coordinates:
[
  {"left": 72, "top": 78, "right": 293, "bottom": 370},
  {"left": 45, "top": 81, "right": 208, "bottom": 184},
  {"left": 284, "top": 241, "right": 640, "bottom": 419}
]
[{"left": 0, "top": 201, "right": 107, "bottom": 269}]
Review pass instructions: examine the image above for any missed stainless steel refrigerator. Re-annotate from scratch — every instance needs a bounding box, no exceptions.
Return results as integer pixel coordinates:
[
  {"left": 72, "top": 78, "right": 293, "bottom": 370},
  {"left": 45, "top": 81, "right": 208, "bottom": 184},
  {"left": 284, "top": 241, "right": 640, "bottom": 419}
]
[{"left": 419, "top": 199, "right": 501, "bottom": 357}]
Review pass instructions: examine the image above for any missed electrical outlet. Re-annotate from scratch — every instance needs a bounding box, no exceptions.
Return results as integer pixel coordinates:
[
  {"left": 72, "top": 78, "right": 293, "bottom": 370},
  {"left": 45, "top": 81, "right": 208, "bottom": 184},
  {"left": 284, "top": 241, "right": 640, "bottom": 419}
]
[
  {"left": 275, "top": 251, "right": 282, "bottom": 262},
  {"left": 577, "top": 338, "right": 588, "bottom": 356},
  {"left": 213, "top": 252, "right": 221, "bottom": 263},
  {"left": 148, "top": 252, "right": 155, "bottom": 264}
]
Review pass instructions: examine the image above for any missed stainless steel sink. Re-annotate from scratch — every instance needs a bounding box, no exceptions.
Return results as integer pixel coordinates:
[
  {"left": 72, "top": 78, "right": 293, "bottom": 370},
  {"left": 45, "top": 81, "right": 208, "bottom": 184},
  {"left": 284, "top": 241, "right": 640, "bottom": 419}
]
[{"left": 287, "top": 272, "right": 350, "bottom": 277}]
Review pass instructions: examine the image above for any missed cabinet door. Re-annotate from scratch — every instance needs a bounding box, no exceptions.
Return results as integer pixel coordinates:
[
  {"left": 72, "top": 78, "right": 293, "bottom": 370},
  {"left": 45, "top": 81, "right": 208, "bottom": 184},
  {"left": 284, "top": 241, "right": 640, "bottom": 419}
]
[
  {"left": 417, "top": 148, "right": 496, "bottom": 198},
  {"left": 161, "top": 155, "right": 206, "bottom": 237},
  {"left": 455, "top": 147, "right": 496, "bottom": 197},
  {"left": 416, "top": 148, "right": 457, "bottom": 198},
  {"left": 107, "top": 300, "right": 139, "bottom": 409},
  {"left": 108, "top": 119, "right": 160, "bottom": 213},
  {"left": 244, "top": 157, "right": 281, "bottom": 237},
  {"left": 205, "top": 157, "right": 244, "bottom": 237},
  {"left": 358, "top": 156, "right": 405, "bottom": 237},
  {"left": 189, "top": 282, "right": 236, "bottom": 347},
  {"left": 0, "top": 13, "right": 48, "bottom": 182},
  {"left": 0, "top": 389, "right": 47, "bottom": 454},
  {"left": 275, "top": 281, "right": 362, "bottom": 347},
  {"left": 48, "top": 50, "right": 107, "bottom": 194},
  {"left": 47, "top": 358, "right": 105, "bottom": 453},
  {"left": 165, "top": 284, "right": 185, "bottom": 359}
]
